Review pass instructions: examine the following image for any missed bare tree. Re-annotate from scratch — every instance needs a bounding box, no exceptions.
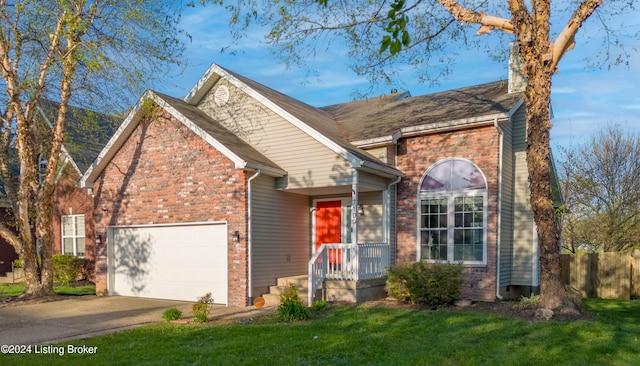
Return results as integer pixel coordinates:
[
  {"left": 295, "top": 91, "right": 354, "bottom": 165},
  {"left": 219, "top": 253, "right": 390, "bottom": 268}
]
[
  {"left": 0, "top": 0, "right": 186, "bottom": 298},
  {"left": 560, "top": 125, "right": 640, "bottom": 253},
  {"left": 206, "top": 0, "right": 636, "bottom": 310}
]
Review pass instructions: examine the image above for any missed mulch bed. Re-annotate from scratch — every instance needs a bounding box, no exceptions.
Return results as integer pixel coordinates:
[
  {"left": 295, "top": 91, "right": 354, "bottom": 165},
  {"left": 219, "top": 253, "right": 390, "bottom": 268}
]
[{"left": 357, "top": 298, "right": 594, "bottom": 322}]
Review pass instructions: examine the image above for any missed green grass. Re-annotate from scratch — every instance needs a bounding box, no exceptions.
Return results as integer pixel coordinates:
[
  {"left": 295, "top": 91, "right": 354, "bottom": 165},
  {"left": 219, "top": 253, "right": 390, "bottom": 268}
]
[
  {"left": 0, "top": 282, "right": 95, "bottom": 296},
  {"left": 2, "top": 298, "right": 639, "bottom": 365}
]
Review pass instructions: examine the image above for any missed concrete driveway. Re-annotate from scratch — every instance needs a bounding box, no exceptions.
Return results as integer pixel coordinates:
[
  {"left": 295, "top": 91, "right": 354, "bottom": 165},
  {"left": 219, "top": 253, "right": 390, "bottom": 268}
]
[{"left": 0, "top": 296, "right": 270, "bottom": 345}]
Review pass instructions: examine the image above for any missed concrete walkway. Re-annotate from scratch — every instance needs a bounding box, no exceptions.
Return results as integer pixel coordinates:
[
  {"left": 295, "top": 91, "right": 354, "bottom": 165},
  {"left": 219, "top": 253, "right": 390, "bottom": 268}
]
[{"left": 0, "top": 296, "right": 273, "bottom": 345}]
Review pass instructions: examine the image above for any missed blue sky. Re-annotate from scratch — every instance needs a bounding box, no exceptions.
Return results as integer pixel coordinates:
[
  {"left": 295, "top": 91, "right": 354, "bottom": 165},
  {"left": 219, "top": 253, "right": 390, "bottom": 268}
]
[{"left": 158, "top": 4, "right": 640, "bottom": 152}]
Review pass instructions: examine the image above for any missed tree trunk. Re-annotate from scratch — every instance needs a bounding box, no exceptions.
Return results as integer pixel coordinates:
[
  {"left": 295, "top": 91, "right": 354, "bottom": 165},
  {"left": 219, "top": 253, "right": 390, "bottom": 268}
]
[{"left": 523, "top": 57, "right": 571, "bottom": 310}]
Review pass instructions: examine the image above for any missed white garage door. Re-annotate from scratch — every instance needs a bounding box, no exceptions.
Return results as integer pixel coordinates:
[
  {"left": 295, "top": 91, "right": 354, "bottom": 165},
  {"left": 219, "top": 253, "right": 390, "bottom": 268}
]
[{"left": 108, "top": 223, "right": 228, "bottom": 304}]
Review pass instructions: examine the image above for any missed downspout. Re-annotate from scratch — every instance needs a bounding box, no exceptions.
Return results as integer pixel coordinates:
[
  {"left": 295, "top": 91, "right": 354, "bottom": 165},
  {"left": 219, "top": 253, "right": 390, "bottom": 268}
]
[
  {"left": 392, "top": 137, "right": 401, "bottom": 264},
  {"left": 247, "top": 169, "right": 261, "bottom": 305},
  {"left": 494, "top": 117, "right": 504, "bottom": 300}
]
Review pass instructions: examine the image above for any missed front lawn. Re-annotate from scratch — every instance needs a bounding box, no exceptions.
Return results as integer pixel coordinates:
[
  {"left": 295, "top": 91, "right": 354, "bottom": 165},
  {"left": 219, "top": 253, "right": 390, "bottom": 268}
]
[
  {"left": 2, "top": 298, "right": 638, "bottom": 365},
  {"left": 0, "top": 282, "right": 95, "bottom": 297}
]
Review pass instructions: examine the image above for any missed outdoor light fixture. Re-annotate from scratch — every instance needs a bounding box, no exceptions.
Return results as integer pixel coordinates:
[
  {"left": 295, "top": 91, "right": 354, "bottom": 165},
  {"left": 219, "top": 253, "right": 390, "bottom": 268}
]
[
  {"left": 95, "top": 234, "right": 102, "bottom": 245},
  {"left": 358, "top": 204, "right": 365, "bottom": 216},
  {"left": 232, "top": 230, "right": 240, "bottom": 242}
]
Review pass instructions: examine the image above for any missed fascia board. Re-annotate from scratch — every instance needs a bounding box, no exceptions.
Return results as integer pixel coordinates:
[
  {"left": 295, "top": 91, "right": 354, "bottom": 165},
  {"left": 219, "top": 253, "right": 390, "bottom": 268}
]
[
  {"left": 242, "top": 162, "right": 286, "bottom": 177},
  {"left": 400, "top": 113, "right": 510, "bottom": 137},
  {"left": 351, "top": 135, "right": 395, "bottom": 148},
  {"left": 508, "top": 98, "right": 525, "bottom": 117},
  {"left": 358, "top": 162, "right": 405, "bottom": 179},
  {"left": 183, "top": 64, "right": 222, "bottom": 105}
]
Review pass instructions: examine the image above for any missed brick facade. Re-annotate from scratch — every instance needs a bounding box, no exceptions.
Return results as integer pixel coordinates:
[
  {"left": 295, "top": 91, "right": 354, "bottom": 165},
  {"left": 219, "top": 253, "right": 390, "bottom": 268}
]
[
  {"left": 395, "top": 125, "right": 500, "bottom": 301},
  {"left": 91, "top": 107, "right": 250, "bottom": 306},
  {"left": 53, "top": 166, "right": 95, "bottom": 251},
  {"left": 52, "top": 164, "right": 96, "bottom": 278}
]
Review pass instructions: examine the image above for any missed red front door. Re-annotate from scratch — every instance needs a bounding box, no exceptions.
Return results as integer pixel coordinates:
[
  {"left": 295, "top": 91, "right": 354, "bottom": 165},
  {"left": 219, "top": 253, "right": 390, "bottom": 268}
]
[{"left": 315, "top": 200, "right": 342, "bottom": 264}]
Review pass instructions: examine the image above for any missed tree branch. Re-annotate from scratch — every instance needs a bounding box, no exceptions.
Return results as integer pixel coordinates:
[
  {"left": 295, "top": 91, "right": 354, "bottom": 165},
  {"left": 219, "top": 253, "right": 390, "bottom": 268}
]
[
  {"left": 549, "top": 0, "right": 602, "bottom": 71},
  {"left": 436, "top": 0, "right": 514, "bottom": 35}
]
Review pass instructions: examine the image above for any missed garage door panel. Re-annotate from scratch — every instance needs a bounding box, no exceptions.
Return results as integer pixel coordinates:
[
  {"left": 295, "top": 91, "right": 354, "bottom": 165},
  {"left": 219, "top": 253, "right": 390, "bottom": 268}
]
[{"left": 110, "top": 223, "right": 227, "bottom": 304}]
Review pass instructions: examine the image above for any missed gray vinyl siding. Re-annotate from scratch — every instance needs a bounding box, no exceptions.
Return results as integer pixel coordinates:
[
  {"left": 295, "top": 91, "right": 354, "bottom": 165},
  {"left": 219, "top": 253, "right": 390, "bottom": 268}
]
[
  {"left": 358, "top": 191, "right": 384, "bottom": 242},
  {"left": 499, "top": 118, "right": 514, "bottom": 287},
  {"left": 359, "top": 170, "right": 389, "bottom": 190},
  {"left": 362, "top": 145, "right": 396, "bottom": 166},
  {"left": 389, "top": 184, "right": 398, "bottom": 265},
  {"left": 364, "top": 146, "right": 388, "bottom": 164},
  {"left": 510, "top": 105, "right": 535, "bottom": 285},
  {"left": 250, "top": 175, "right": 310, "bottom": 297},
  {"left": 198, "top": 79, "right": 354, "bottom": 189}
]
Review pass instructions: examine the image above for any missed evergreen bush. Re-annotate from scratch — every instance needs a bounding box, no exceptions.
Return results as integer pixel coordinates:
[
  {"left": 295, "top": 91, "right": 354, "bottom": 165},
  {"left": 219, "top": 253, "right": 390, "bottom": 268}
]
[{"left": 386, "top": 261, "right": 464, "bottom": 305}]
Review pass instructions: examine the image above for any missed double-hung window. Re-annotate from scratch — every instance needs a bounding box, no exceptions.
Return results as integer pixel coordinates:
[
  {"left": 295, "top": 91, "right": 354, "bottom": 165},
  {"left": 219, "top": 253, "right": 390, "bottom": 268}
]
[
  {"left": 62, "top": 215, "right": 85, "bottom": 257},
  {"left": 419, "top": 158, "right": 487, "bottom": 264}
]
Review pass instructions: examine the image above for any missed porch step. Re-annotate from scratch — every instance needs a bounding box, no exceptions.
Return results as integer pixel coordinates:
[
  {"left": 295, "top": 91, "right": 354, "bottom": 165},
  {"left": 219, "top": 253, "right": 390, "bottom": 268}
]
[
  {"left": 261, "top": 275, "right": 320, "bottom": 307},
  {"left": 276, "top": 274, "right": 308, "bottom": 288},
  {"left": 0, "top": 269, "right": 25, "bottom": 284}
]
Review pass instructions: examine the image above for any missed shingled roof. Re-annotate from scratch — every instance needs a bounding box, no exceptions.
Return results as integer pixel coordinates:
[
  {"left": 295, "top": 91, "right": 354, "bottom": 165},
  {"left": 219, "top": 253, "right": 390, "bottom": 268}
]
[
  {"left": 320, "top": 80, "right": 523, "bottom": 142},
  {"left": 37, "top": 100, "right": 120, "bottom": 173},
  {"left": 155, "top": 92, "right": 284, "bottom": 174}
]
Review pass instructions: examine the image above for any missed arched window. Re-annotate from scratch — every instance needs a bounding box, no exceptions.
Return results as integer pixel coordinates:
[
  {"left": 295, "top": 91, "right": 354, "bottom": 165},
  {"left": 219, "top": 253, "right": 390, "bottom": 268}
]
[{"left": 418, "top": 158, "right": 487, "bottom": 264}]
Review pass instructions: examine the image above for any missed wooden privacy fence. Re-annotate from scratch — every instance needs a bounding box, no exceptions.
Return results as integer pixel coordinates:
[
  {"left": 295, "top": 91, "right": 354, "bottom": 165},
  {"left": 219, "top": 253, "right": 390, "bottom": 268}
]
[{"left": 561, "top": 250, "right": 640, "bottom": 300}]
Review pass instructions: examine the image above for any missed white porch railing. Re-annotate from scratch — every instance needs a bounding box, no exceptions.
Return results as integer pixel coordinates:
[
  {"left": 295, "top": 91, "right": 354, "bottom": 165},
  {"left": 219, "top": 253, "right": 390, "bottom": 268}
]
[{"left": 308, "top": 242, "right": 390, "bottom": 305}]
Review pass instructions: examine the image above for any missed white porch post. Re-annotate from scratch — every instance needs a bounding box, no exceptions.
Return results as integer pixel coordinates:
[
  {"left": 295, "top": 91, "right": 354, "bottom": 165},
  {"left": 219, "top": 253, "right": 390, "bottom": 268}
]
[
  {"left": 351, "top": 170, "right": 359, "bottom": 279},
  {"left": 351, "top": 170, "right": 359, "bottom": 244}
]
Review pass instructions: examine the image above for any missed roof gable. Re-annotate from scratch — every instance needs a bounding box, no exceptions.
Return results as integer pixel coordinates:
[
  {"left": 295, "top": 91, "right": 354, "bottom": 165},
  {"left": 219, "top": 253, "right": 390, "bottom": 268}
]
[
  {"left": 80, "top": 91, "right": 285, "bottom": 188},
  {"left": 184, "top": 64, "right": 402, "bottom": 179}
]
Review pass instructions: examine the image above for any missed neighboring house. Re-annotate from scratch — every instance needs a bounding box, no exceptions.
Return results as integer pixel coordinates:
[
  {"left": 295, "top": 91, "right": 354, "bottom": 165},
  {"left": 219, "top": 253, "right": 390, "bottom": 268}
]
[
  {"left": 80, "top": 56, "right": 557, "bottom": 307},
  {"left": 0, "top": 103, "right": 117, "bottom": 278},
  {"left": 0, "top": 205, "right": 17, "bottom": 277}
]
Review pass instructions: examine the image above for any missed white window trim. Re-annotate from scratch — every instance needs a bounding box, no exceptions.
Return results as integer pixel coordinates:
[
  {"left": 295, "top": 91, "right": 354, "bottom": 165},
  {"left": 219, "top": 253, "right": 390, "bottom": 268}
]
[
  {"left": 61, "top": 214, "right": 86, "bottom": 257},
  {"left": 416, "top": 158, "right": 489, "bottom": 265}
]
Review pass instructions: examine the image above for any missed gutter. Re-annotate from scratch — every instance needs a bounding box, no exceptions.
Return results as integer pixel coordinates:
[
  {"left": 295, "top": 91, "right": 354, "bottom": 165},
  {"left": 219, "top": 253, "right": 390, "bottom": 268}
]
[
  {"left": 247, "top": 169, "right": 261, "bottom": 305},
  {"left": 494, "top": 117, "right": 504, "bottom": 300}
]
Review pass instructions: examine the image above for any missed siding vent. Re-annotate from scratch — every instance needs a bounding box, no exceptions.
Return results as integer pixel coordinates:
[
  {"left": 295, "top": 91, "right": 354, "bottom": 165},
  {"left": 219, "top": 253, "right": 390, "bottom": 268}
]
[{"left": 214, "top": 85, "right": 230, "bottom": 106}]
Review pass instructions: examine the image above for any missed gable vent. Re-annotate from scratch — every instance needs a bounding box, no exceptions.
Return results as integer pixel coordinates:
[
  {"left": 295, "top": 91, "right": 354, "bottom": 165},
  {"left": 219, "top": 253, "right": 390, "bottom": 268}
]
[{"left": 214, "top": 85, "right": 230, "bottom": 106}]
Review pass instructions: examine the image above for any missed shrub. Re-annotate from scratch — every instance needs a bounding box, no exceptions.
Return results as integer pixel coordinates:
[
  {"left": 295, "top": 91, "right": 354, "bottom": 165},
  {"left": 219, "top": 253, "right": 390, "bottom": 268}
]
[
  {"left": 162, "top": 308, "right": 183, "bottom": 321},
  {"left": 277, "top": 284, "right": 310, "bottom": 321},
  {"left": 312, "top": 300, "right": 328, "bottom": 312},
  {"left": 517, "top": 293, "right": 541, "bottom": 309},
  {"left": 386, "top": 261, "right": 464, "bottom": 305},
  {"left": 53, "top": 254, "right": 87, "bottom": 285},
  {"left": 192, "top": 292, "right": 214, "bottom": 323}
]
